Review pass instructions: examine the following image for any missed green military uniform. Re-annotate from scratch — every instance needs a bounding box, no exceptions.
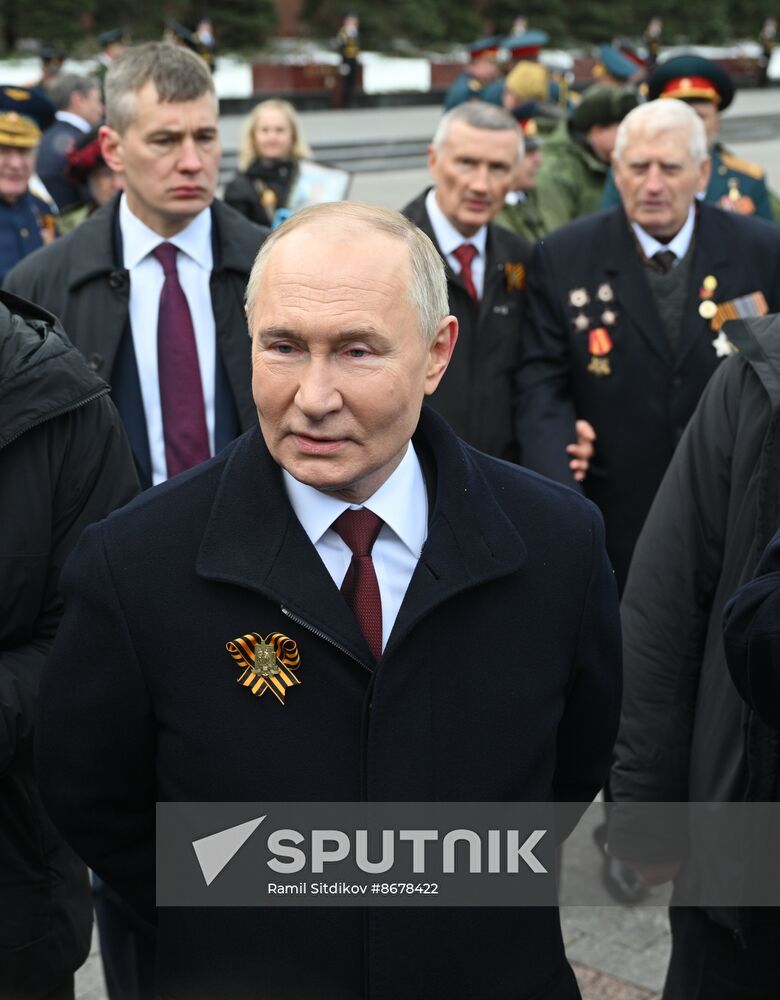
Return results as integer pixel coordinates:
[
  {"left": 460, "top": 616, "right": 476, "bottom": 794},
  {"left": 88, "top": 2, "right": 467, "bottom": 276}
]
[
  {"left": 534, "top": 86, "right": 637, "bottom": 233},
  {"left": 709, "top": 143, "right": 775, "bottom": 221},
  {"left": 533, "top": 120, "right": 609, "bottom": 231},
  {"left": 495, "top": 190, "right": 547, "bottom": 243}
]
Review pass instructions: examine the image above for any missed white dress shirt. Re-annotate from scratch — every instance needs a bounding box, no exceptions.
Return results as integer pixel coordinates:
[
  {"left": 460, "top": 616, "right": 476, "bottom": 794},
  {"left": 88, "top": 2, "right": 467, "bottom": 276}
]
[
  {"left": 283, "top": 444, "right": 428, "bottom": 652},
  {"left": 631, "top": 204, "right": 696, "bottom": 267},
  {"left": 119, "top": 195, "right": 217, "bottom": 485},
  {"left": 55, "top": 110, "right": 91, "bottom": 134},
  {"left": 425, "top": 188, "right": 487, "bottom": 298}
]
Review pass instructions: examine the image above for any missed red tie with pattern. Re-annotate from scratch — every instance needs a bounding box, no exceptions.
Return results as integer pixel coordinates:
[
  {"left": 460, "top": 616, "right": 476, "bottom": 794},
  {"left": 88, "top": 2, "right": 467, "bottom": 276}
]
[
  {"left": 453, "top": 243, "right": 479, "bottom": 302},
  {"left": 153, "top": 242, "right": 210, "bottom": 478},
  {"left": 332, "top": 508, "right": 384, "bottom": 661}
]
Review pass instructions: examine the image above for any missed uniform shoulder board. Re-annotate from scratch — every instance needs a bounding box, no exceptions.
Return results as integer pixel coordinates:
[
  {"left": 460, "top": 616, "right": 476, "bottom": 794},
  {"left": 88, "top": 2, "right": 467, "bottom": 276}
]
[{"left": 719, "top": 149, "right": 766, "bottom": 181}]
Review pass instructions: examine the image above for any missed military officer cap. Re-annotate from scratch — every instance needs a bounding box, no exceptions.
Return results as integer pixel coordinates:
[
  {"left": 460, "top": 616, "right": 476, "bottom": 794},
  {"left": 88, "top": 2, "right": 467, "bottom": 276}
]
[
  {"left": 648, "top": 54, "right": 735, "bottom": 110},
  {"left": 594, "top": 44, "right": 640, "bottom": 82},
  {"left": 467, "top": 36, "right": 504, "bottom": 60},
  {"left": 98, "top": 27, "right": 127, "bottom": 48},
  {"left": 571, "top": 84, "right": 638, "bottom": 132},
  {"left": 0, "top": 87, "right": 55, "bottom": 148},
  {"left": 504, "top": 30, "right": 549, "bottom": 61}
]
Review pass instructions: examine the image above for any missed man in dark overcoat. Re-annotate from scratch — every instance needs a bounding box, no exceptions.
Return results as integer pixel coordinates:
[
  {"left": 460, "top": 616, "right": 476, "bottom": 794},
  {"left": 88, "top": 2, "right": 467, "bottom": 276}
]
[
  {"left": 35, "top": 203, "right": 622, "bottom": 1000},
  {"left": 403, "top": 101, "right": 534, "bottom": 464},
  {"left": 517, "top": 98, "right": 780, "bottom": 592},
  {"left": 4, "top": 42, "right": 268, "bottom": 491}
]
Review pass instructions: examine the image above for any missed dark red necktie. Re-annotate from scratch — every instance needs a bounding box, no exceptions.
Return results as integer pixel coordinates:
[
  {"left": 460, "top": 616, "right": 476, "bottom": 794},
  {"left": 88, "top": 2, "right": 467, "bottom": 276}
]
[
  {"left": 153, "top": 242, "right": 210, "bottom": 478},
  {"left": 332, "top": 508, "right": 384, "bottom": 661},
  {"left": 453, "top": 243, "right": 479, "bottom": 302}
]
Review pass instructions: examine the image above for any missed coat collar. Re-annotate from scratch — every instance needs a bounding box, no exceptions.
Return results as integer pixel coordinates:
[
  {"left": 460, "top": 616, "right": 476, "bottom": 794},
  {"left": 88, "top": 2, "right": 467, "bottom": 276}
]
[
  {"left": 63, "top": 194, "right": 264, "bottom": 291},
  {"left": 197, "top": 408, "right": 528, "bottom": 668}
]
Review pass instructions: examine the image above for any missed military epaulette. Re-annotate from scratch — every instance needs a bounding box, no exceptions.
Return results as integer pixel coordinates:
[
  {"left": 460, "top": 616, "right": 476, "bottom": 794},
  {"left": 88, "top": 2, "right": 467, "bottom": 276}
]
[{"left": 720, "top": 149, "right": 766, "bottom": 181}]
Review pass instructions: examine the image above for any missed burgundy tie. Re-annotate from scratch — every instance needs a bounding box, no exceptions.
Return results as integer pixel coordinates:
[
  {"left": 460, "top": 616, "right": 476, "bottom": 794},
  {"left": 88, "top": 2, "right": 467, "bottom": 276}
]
[
  {"left": 332, "top": 508, "right": 384, "bottom": 661},
  {"left": 153, "top": 242, "right": 210, "bottom": 478},
  {"left": 453, "top": 243, "right": 479, "bottom": 302}
]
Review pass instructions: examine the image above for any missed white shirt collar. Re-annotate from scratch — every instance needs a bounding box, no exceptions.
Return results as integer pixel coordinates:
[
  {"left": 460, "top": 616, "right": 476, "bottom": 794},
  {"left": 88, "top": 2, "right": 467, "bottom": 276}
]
[
  {"left": 425, "top": 187, "right": 487, "bottom": 259},
  {"left": 283, "top": 442, "right": 428, "bottom": 560},
  {"left": 119, "top": 193, "right": 213, "bottom": 271},
  {"left": 55, "top": 110, "right": 91, "bottom": 133},
  {"left": 631, "top": 204, "right": 696, "bottom": 264}
]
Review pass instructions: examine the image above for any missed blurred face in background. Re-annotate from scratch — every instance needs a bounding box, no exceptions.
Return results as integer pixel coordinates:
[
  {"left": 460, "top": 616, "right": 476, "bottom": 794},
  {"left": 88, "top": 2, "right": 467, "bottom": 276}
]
[
  {"left": 514, "top": 147, "right": 543, "bottom": 191},
  {"left": 253, "top": 107, "right": 295, "bottom": 161},
  {"left": 0, "top": 144, "right": 34, "bottom": 203}
]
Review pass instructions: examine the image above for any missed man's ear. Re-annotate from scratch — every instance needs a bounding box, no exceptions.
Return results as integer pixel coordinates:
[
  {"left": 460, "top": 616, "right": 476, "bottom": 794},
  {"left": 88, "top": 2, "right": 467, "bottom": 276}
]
[
  {"left": 424, "top": 315, "right": 458, "bottom": 396},
  {"left": 99, "top": 124, "right": 123, "bottom": 173}
]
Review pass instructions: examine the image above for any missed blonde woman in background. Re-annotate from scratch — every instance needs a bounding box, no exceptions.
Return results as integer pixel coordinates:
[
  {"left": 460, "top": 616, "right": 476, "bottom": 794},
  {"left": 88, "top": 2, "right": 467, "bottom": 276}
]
[{"left": 224, "top": 99, "right": 311, "bottom": 227}]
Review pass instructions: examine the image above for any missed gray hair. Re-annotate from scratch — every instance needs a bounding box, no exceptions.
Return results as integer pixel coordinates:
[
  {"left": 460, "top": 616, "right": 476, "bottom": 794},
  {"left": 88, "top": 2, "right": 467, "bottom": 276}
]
[
  {"left": 46, "top": 73, "right": 99, "bottom": 112},
  {"left": 432, "top": 102, "right": 524, "bottom": 163},
  {"left": 105, "top": 42, "right": 215, "bottom": 134},
  {"left": 614, "top": 98, "right": 708, "bottom": 164},
  {"left": 245, "top": 202, "right": 450, "bottom": 344}
]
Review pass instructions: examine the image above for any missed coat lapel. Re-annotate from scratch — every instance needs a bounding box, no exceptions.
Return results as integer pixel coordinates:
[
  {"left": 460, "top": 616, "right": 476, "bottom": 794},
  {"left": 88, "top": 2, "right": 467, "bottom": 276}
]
[
  {"left": 197, "top": 413, "right": 529, "bottom": 669},
  {"left": 197, "top": 427, "right": 375, "bottom": 669}
]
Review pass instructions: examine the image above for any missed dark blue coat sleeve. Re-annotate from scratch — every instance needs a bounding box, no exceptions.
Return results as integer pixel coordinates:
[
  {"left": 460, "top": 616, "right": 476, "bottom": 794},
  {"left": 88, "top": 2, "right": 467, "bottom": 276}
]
[{"left": 723, "top": 527, "right": 780, "bottom": 729}]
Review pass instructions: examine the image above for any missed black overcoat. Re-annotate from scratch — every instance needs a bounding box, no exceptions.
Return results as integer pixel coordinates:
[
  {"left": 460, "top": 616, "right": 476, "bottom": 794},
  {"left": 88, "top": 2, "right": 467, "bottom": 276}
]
[
  {"left": 3, "top": 194, "right": 268, "bottom": 487},
  {"left": 516, "top": 203, "right": 780, "bottom": 589},
  {"left": 403, "top": 190, "right": 531, "bottom": 463},
  {"left": 36, "top": 408, "right": 621, "bottom": 1000}
]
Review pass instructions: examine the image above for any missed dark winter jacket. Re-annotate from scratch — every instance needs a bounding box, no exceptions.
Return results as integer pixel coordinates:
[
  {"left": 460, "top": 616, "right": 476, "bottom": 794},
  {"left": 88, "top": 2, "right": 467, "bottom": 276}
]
[
  {"left": 224, "top": 158, "right": 297, "bottom": 227},
  {"left": 0, "top": 289, "right": 138, "bottom": 996},
  {"left": 610, "top": 314, "right": 780, "bottom": 939}
]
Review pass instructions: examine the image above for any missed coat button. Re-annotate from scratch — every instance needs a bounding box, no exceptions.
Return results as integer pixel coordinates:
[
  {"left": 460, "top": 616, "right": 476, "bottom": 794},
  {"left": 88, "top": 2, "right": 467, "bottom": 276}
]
[
  {"left": 88, "top": 353, "right": 104, "bottom": 371},
  {"left": 108, "top": 270, "right": 126, "bottom": 289}
]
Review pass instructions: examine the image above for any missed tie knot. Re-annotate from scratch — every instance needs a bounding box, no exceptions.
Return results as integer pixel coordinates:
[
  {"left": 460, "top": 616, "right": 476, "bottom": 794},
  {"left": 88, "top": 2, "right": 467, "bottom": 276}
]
[
  {"left": 453, "top": 243, "right": 477, "bottom": 269},
  {"left": 652, "top": 249, "right": 676, "bottom": 274},
  {"left": 332, "top": 508, "right": 383, "bottom": 557},
  {"left": 153, "top": 242, "right": 179, "bottom": 275}
]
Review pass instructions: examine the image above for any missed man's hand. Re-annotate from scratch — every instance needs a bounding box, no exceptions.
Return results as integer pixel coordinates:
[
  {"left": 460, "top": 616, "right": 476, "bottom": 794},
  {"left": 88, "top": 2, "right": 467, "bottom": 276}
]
[{"left": 566, "top": 420, "right": 596, "bottom": 482}]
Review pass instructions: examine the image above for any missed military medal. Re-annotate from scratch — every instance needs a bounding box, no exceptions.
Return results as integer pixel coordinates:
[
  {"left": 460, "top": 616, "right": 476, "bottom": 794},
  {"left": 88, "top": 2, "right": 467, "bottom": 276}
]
[
  {"left": 226, "top": 631, "right": 301, "bottom": 705},
  {"left": 572, "top": 312, "right": 590, "bottom": 332},
  {"left": 712, "top": 331, "right": 737, "bottom": 357},
  {"left": 601, "top": 309, "right": 617, "bottom": 326},
  {"left": 708, "top": 291, "right": 768, "bottom": 333},
  {"left": 699, "top": 300, "right": 717, "bottom": 320},
  {"left": 699, "top": 275, "right": 717, "bottom": 300},
  {"left": 569, "top": 288, "right": 589, "bottom": 308},
  {"left": 587, "top": 327, "right": 613, "bottom": 376},
  {"left": 596, "top": 283, "right": 614, "bottom": 303}
]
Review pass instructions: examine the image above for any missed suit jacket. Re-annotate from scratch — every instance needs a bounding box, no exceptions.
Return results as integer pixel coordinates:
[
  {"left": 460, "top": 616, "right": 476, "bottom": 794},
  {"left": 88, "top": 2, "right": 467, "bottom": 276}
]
[
  {"left": 516, "top": 203, "right": 780, "bottom": 589},
  {"left": 4, "top": 194, "right": 269, "bottom": 488},
  {"left": 36, "top": 407, "right": 621, "bottom": 1000},
  {"left": 36, "top": 119, "right": 85, "bottom": 211},
  {"left": 403, "top": 190, "right": 531, "bottom": 462}
]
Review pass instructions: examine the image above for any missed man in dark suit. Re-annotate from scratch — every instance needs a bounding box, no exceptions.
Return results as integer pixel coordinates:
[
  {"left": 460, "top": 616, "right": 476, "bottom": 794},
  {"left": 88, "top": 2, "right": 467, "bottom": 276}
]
[
  {"left": 36, "top": 73, "right": 104, "bottom": 211},
  {"left": 517, "top": 98, "right": 780, "bottom": 593},
  {"left": 36, "top": 202, "right": 622, "bottom": 1000},
  {"left": 402, "top": 102, "right": 535, "bottom": 464},
  {"left": 5, "top": 42, "right": 268, "bottom": 492}
]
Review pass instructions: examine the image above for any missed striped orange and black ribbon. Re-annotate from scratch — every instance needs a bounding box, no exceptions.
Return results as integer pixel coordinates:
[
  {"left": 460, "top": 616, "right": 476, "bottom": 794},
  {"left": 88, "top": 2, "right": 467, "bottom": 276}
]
[{"left": 225, "top": 632, "right": 301, "bottom": 705}]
